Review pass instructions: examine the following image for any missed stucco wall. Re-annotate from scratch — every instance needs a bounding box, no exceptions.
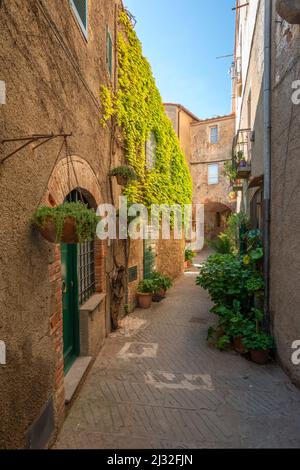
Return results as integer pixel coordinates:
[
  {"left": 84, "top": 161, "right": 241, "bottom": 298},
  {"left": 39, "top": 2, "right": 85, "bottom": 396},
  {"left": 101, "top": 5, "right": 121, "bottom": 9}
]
[
  {"left": 0, "top": 0, "right": 122, "bottom": 448},
  {"left": 270, "top": 12, "right": 300, "bottom": 387}
]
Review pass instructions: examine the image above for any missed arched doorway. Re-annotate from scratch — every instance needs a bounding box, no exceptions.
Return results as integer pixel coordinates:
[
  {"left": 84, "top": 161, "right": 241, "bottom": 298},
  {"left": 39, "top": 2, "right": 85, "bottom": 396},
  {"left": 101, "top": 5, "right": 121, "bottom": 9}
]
[
  {"left": 61, "top": 188, "right": 97, "bottom": 373},
  {"left": 204, "top": 201, "right": 232, "bottom": 241}
]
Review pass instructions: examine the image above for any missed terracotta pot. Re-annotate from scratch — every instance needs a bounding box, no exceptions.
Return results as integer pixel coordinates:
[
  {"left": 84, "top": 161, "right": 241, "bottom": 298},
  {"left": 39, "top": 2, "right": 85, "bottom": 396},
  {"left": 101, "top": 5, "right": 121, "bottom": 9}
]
[
  {"left": 184, "top": 260, "right": 192, "bottom": 269},
  {"left": 116, "top": 174, "right": 128, "bottom": 186},
  {"left": 250, "top": 349, "right": 270, "bottom": 365},
  {"left": 233, "top": 336, "right": 246, "bottom": 354},
  {"left": 36, "top": 217, "right": 79, "bottom": 244},
  {"left": 137, "top": 292, "right": 152, "bottom": 309}
]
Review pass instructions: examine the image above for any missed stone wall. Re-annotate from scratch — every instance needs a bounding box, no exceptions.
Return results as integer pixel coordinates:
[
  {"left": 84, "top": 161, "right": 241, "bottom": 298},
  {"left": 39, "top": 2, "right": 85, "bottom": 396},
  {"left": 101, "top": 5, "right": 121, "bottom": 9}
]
[
  {"left": 0, "top": 0, "right": 123, "bottom": 448},
  {"left": 270, "top": 10, "right": 300, "bottom": 387}
]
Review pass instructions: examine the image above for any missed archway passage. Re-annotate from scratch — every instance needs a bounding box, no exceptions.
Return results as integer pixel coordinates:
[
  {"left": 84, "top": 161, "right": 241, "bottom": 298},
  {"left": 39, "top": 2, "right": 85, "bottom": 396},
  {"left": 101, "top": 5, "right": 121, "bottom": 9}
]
[{"left": 204, "top": 201, "right": 232, "bottom": 241}]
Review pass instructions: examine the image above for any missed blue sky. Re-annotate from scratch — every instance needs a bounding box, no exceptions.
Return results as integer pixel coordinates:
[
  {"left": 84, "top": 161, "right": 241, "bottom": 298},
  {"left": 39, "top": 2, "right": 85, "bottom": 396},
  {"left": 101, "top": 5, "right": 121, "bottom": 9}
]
[{"left": 124, "top": 0, "right": 235, "bottom": 119}]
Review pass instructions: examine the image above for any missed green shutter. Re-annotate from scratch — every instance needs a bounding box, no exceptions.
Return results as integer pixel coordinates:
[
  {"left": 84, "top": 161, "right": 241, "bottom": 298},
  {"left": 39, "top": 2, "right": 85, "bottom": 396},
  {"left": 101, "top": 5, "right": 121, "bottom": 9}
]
[{"left": 107, "top": 30, "right": 113, "bottom": 77}]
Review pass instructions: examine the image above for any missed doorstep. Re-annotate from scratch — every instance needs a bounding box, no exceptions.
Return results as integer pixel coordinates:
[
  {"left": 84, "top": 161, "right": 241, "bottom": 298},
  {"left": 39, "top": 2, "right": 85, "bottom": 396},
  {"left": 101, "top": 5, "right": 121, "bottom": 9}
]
[{"left": 64, "top": 356, "right": 92, "bottom": 405}]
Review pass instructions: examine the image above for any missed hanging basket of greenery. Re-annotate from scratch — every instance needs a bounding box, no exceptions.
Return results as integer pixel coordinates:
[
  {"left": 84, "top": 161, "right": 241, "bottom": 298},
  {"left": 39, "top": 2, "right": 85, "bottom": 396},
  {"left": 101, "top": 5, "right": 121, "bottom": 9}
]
[
  {"left": 32, "top": 202, "right": 100, "bottom": 244},
  {"left": 109, "top": 166, "right": 137, "bottom": 186}
]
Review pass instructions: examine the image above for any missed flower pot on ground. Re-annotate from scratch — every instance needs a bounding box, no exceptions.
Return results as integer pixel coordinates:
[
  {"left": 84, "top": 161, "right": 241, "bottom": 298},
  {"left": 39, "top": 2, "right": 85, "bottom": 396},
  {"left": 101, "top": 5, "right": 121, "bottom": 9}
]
[
  {"left": 250, "top": 349, "right": 270, "bottom": 365},
  {"left": 242, "top": 332, "right": 274, "bottom": 365},
  {"left": 137, "top": 292, "right": 153, "bottom": 309},
  {"left": 185, "top": 249, "right": 195, "bottom": 267},
  {"left": 109, "top": 165, "right": 137, "bottom": 187},
  {"left": 136, "top": 279, "right": 155, "bottom": 309},
  {"left": 32, "top": 202, "right": 100, "bottom": 244},
  {"left": 150, "top": 271, "right": 172, "bottom": 299},
  {"left": 233, "top": 336, "right": 246, "bottom": 354}
]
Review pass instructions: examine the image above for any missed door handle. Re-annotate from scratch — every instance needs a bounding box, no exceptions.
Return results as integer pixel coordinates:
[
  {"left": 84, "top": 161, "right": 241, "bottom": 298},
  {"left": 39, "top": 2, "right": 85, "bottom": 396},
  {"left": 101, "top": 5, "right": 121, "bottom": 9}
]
[{"left": 62, "top": 280, "right": 67, "bottom": 294}]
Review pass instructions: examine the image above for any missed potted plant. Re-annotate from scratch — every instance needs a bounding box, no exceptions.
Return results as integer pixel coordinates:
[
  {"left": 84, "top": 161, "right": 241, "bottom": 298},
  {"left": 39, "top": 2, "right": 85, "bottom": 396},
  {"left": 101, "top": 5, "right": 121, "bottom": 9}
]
[
  {"left": 150, "top": 272, "right": 172, "bottom": 301},
  {"left": 136, "top": 279, "right": 155, "bottom": 309},
  {"left": 109, "top": 165, "right": 137, "bottom": 186},
  {"left": 228, "top": 316, "right": 256, "bottom": 354},
  {"left": 242, "top": 331, "right": 274, "bottom": 365},
  {"left": 32, "top": 202, "right": 100, "bottom": 244},
  {"left": 185, "top": 249, "right": 196, "bottom": 268}
]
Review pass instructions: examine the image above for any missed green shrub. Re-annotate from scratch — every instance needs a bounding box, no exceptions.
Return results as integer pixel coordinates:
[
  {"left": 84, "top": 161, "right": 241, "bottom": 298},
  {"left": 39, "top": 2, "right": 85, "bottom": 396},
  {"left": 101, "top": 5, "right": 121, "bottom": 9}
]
[
  {"left": 196, "top": 253, "right": 263, "bottom": 311},
  {"left": 242, "top": 332, "right": 274, "bottom": 351},
  {"left": 208, "top": 232, "right": 233, "bottom": 254}
]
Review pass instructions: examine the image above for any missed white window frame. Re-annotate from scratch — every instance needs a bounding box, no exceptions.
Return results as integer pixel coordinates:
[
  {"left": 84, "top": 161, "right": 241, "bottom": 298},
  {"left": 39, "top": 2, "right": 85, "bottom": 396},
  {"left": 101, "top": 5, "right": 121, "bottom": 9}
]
[
  {"left": 208, "top": 163, "right": 219, "bottom": 185},
  {"left": 210, "top": 126, "right": 219, "bottom": 144},
  {"left": 70, "top": 0, "right": 88, "bottom": 39}
]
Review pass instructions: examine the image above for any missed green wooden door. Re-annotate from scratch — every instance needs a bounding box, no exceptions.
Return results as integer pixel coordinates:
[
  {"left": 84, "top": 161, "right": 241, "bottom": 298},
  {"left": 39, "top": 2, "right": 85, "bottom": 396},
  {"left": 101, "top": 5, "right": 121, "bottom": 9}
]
[{"left": 61, "top": 244, "right": 80, "bottom": 374}]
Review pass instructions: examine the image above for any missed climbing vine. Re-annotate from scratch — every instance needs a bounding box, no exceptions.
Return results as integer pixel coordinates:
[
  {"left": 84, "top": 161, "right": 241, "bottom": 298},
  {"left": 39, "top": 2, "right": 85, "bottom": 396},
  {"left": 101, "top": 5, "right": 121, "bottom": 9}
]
[{"left": 100, "top": 10, "right": 192, "bottom": 208}]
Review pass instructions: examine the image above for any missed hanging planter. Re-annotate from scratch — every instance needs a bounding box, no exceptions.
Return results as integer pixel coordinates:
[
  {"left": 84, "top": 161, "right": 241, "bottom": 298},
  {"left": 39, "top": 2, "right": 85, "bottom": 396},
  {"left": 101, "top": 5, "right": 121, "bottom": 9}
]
[
  {"left": 32, "top": 202, "right": 100, "bottom": 244},
  {"left": 109, "top": 165, "right": 137, "bottom": 186}
]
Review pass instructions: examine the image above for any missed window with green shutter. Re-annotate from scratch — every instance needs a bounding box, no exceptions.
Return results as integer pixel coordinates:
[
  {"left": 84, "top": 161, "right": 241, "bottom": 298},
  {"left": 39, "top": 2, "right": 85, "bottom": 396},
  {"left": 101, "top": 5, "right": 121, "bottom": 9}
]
[
  {"left": 106, "top": 29, "right": 113, "bottom": 78},
  {"left": 70, "top": 0, "right": 88, "bottom": 38}
]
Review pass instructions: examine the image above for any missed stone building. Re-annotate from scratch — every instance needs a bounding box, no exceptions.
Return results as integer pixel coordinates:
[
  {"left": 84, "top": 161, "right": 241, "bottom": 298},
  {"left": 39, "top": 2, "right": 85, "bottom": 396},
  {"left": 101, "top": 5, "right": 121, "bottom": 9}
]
[
  {"left": 0, "top": 0, "right": 186, "bottom": 449},
  {"left": 232, "top": 0, "right": 300, "bottom": 388},
  {"left": 165, "top": 104, "right": 235, "bottom": 241}
]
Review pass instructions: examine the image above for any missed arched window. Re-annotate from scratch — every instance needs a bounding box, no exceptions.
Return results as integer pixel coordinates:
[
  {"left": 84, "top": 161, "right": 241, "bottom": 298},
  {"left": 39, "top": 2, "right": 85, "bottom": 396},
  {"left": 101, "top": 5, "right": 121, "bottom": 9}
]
[{"left": 66, "top": 189, "right": 96, "bottom": 305}]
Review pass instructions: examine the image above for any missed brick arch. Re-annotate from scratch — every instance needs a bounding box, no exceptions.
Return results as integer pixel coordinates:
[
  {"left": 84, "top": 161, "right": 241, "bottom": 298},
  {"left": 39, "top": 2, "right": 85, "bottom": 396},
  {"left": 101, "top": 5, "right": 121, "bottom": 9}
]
[
  {"left": 45, "top": 156, "right": 107, "bottom": 426},
  {"left": 45, "top": 155, "right": 102, "bottom": 207}
]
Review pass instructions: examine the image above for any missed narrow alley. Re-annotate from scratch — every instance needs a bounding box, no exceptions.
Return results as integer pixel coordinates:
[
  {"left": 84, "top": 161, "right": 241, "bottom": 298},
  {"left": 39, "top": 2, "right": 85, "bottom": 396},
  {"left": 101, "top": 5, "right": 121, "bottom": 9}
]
[{"left": 56, "top": 254, "right": 300, "bottom": 449}]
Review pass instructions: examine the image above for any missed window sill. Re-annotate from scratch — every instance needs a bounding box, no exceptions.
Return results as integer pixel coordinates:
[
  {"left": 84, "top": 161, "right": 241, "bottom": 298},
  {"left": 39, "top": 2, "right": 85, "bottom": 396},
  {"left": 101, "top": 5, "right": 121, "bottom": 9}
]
[{"left": 80, "top": 293, "right": 106, "bottom": 316}]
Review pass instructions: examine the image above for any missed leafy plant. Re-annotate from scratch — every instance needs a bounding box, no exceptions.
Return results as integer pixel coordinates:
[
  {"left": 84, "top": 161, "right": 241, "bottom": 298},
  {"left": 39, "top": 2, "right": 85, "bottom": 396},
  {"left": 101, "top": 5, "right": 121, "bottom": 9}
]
[
  {"left": 223, "top": 151, "right": 244, "bottom": 183},
  {"left": 137, "top": 279, "right": 156, "bottom": 294},
  {"left": 32, "top": 202, "right": 100, "bottom": 243},
  {"left": 208, "top": 232, "right": 234, "bottom": 254},
  {"left": 185, "top": 249, "right": 196, "bottom": 262},
  {"left": 217, "top": 335, "right": 231, "bottom": 351},
  {"left": 100, "top": 11, "right": 192, "bottom": 209},
  {"left": 109, "top": 165, "right": 137, "bottom": 181},
  {"left": 197, "top": 254, "right": 256, "bottom": 310},
  {"left": 242, "top": 331, "right": 274, "bottom": 351},
  {"left": 150, "top": 271, "right": 172, "bottom": 292}
]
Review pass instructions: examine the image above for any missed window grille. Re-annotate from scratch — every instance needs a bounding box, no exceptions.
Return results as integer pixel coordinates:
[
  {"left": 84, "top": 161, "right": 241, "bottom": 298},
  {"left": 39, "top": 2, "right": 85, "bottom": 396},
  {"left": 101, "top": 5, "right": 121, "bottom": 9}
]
[{"left": 78, "top": 240, "right": 96, "bottom": 305}]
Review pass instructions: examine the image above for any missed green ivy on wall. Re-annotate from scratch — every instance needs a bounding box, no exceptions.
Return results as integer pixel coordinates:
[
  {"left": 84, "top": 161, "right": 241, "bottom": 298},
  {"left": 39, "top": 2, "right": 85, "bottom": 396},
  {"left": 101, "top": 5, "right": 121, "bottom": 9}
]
[{"left": 100, "top": 10, "right": 192, "bottom": 208}]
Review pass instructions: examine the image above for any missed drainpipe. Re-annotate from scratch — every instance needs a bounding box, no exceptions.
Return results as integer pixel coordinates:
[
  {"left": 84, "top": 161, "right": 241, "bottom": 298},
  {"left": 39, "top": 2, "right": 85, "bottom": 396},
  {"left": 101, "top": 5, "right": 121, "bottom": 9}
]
[{"left": 263, "top": 0, "right": 272, "bottom": 332}]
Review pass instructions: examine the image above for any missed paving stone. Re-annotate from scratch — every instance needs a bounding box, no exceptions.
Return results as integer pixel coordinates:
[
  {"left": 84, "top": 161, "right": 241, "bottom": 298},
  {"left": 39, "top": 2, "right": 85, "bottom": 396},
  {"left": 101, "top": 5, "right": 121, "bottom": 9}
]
[{"left": 55, "top": 265, "right": 300, "bottom": 449}]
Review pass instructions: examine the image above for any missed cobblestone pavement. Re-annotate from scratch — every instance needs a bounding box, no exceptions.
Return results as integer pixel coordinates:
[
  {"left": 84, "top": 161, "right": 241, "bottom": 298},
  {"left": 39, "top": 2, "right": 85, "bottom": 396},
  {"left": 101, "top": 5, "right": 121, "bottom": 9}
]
[{"left": 56, "top": 259, "right": 300, "bottom": 449}]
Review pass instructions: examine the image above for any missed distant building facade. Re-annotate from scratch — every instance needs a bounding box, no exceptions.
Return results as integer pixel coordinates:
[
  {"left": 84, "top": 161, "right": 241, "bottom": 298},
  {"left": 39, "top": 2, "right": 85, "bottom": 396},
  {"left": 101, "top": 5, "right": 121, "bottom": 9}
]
[{"left": 165, "top": 104, "right": 235, "bottom": 241}]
